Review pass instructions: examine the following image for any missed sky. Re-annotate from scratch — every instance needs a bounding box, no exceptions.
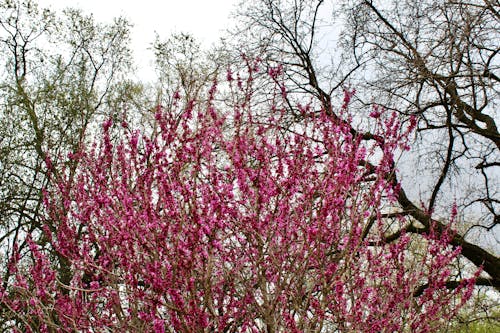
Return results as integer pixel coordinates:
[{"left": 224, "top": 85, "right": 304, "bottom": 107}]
[{"left": 37, "top": 0, "right": 239, "bottom": 80}]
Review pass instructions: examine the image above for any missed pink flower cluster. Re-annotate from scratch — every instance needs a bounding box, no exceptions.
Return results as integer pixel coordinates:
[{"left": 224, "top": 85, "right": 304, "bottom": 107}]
[{"left": 0, "top": 67, "right": 474, "bottom": 332}]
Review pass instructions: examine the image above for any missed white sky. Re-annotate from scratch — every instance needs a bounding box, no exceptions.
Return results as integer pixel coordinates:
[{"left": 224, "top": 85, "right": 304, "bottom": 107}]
[{"left": 37, "top": 0, "right": 238, "bottom": 80}]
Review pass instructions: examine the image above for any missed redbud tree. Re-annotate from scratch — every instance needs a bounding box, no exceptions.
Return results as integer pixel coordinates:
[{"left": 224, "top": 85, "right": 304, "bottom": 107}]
[{"left": 0, "top": 63, "right": 476, "bottom": 332}]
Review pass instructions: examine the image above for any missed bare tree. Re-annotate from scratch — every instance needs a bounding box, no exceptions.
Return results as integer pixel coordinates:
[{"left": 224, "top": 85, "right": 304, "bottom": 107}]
[
  {"left": 232, "top": 0, "right": 499, "bottom": 294},
  {"left": 231, "top": 0, "right": 359, "bottom": 116},
  {"left": 343, "top": 0, "right": 499, "bottom": 281}
]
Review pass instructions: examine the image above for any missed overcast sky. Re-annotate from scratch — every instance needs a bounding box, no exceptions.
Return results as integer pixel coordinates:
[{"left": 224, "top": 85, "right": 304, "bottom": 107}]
[{"left": 37, "top": 0, "right": 238, "bottom": 80}]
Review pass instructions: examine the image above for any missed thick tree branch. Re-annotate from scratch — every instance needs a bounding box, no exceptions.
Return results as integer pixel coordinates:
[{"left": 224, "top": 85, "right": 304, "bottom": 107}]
[
  {"left": 413, "top": 277, "right": 500, "bottom": 297},
  {"left": 394, "top": 177, "right": 500, "bottom": 290}
]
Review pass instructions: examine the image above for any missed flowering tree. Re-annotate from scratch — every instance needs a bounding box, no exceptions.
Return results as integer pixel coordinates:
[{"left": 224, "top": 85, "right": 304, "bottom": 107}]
[{"left": 0, "top": 65, "right": 476, "bottom": 332}]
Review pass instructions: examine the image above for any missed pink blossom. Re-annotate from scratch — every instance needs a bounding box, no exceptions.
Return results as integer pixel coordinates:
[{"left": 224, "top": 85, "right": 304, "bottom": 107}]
[{"left": 1, "top": 62, "right": 475, "bottom": 333}]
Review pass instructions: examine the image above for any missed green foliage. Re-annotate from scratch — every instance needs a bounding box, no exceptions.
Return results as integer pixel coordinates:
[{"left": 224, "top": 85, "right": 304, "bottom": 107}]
[
  {"left": 441, "top": 304, "right": 500, "bottom": 333},
  {"left": 446, "top": 320, "right": 499, "bottom": 333}
]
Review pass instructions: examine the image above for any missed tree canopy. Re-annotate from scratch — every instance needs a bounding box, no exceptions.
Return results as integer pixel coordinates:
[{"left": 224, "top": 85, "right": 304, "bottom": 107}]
[{"left": 0, "top": 0, "right": 498, "bottom": 331}]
